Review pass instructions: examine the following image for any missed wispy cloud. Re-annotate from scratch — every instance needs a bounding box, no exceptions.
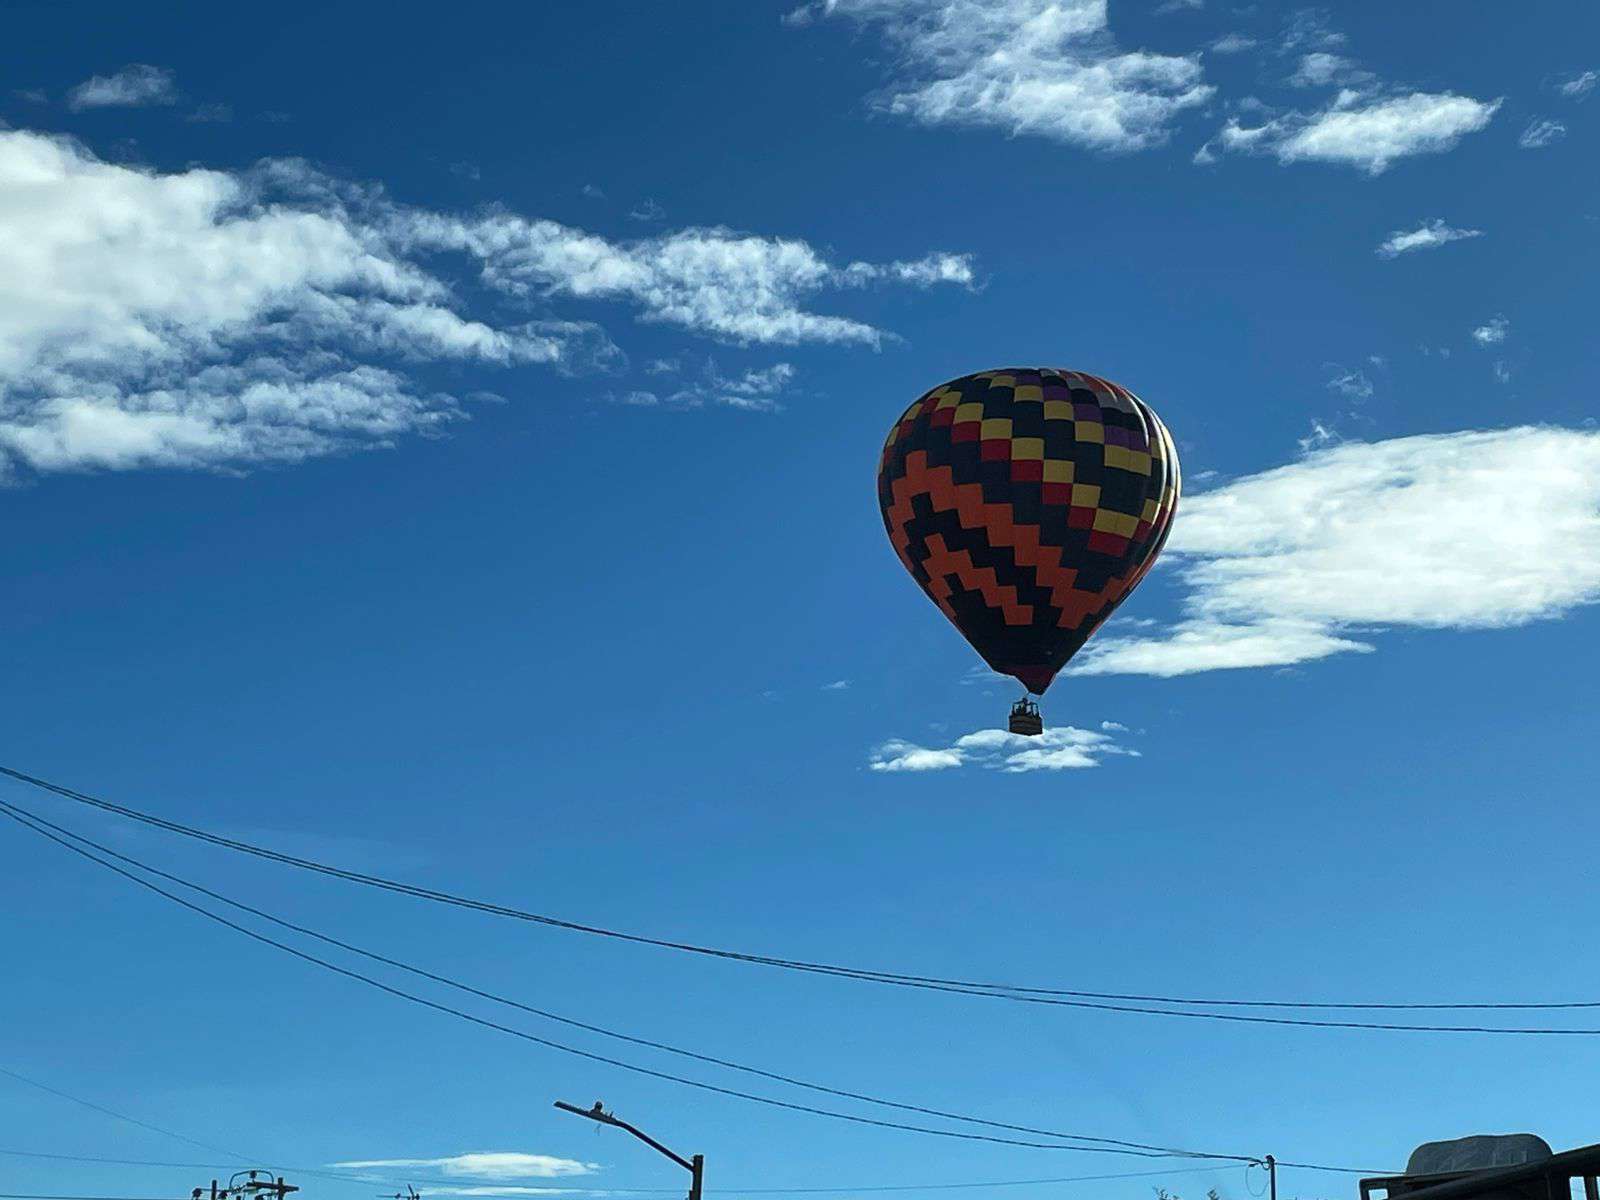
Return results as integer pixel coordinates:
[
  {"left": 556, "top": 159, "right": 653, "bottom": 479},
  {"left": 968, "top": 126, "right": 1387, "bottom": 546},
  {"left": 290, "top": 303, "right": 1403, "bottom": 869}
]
[
  {"left": 1472, "top": 316, "right": 1509, "bottom": 346},
  {"left": 870, "top": 724, "right": 1137, "bottom": 773},
  {"left": 628, "top": 197, "right": 666, "bottom": 222},
  {"left": 328, "top": 1155, "right": 598, "bottom": 1180},
  {"left": 822, "top": 679, "right": 852, "bottom": 690},
  {"left": 185, "top": 102, "right": 233, "bottom": 124},
  {"left": 794, "top": 0, "right": 1213, "bottom": 153},
  {"left": 1070, "top": 428, "right": 1600, "bottom": 676},
  {"left": 1279, "top": 10, "right": 1347, "bottom": 53},
  {"left": 1324, "top": 366, "right": 1373, "bottom": 399},
  {"left": 0, "top": 128, "right": 969, "bottom": 479},
  {"left": 1556, "top": 69, "right": 1597, "bottom": 100},
  {"left": 1198, "top": 15, "right": 1497, "bottom": 174},
  {"left": 1297, "top": 419, "right": 1339, "bottom": 453},
  {"left": 67, "top": 64, "right": 178, "bottom": 110},
  {"left": 1208, "top": 33, "right": 1257, "bottom": 54},
  {"left": 400, "top": 211, "right": 973, "bottom": 348},
  {"left": 1199, "top": 89, "right": 1499, "bottom": 174},
  {"left": 1287, "top": 53, "right": 1370, "bottom": 89},
  {"left": 1518, "top": 118, "right": 1566, "bottom": 149},
  {"left": 1376, "top": 218, "right": 1482, "bottom": 258},
  {"left": 617, "top": 361, "right": 797, "bottom": 412}
]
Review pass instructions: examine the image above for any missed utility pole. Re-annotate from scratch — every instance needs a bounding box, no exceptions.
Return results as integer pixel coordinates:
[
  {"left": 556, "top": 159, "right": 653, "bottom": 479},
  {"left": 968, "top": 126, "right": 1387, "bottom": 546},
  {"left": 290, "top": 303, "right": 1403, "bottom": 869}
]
[
  {"left": 1266, "top": 1155, "right": 1277, "bottom": 1200},
  {"left": 555, "top": 1100, "right": 703, "bottom": 1200},
  {"left": 190, "top": 1171, "right": 299, "bottom": 1200}
]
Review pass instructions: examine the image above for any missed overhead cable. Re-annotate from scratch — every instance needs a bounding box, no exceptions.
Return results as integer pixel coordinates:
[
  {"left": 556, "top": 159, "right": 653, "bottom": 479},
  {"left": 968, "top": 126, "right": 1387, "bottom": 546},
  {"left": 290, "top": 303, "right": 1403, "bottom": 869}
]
[
  {"left": 0, "top": 798, "right": 1253, "bottom": 1160},
  {"left": 3, "top": 765, "right": 1596, "bottom": 1030}
]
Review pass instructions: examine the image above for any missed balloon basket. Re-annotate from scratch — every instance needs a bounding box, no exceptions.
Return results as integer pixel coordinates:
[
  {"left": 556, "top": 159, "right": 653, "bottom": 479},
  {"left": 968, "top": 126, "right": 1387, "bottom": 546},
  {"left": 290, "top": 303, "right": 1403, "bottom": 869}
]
[{"left": 1008, "top": 697, "right": 1043, "bottom": 737}]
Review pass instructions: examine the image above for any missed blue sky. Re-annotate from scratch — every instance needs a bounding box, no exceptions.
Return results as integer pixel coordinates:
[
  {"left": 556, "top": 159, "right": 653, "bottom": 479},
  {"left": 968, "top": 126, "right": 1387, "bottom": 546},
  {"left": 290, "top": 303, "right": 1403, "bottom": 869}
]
[{"left": 2, "top": 3, "right": 1599, "bottom": 1200}]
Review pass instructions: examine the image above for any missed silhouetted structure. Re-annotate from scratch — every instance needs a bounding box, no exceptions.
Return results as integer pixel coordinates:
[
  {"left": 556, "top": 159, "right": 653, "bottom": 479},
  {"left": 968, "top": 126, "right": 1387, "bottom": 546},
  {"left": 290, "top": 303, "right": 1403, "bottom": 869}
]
[
  {"left": 1008, "top": 697, "right": 1043, "bottom": 736},
  {"left": 1362, "top": 1136, "right": 1600, "bottom": 1200},
  {"left": 556, "top": 1099, "right": 703, "bottom": 1200},
  {"left": 192, "top": 1172, "right": 300, "bottom": 1200}
]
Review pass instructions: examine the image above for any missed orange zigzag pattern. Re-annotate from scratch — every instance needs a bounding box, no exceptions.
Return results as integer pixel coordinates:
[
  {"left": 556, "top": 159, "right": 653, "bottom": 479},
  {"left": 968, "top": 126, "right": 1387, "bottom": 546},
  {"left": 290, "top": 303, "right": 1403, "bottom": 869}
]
[{"left": 884, "top": 450, "right": 1143, "bottom": 632}]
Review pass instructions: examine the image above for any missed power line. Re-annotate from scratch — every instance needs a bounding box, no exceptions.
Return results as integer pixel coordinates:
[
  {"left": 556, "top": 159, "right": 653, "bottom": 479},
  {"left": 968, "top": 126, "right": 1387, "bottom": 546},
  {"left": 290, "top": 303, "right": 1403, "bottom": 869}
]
[
  {"left": 0, "top": 1068, "right": 247, "bottom": 1162},
  {"left": 0, "top": 1155, "right": 1382, "bottom": 1192},
  {"left": 0, "top": 807, "right": 1393, "bottom": 1182},
  {"left": 3, "top": 765, "right": 1597, "bottom": 1031},
  {"left": 0, "top": 1166, "right": 1246, "bottom": 1197},
  {"left": 0, "top": 799, "right": 1255, "bottom": 1161},
  {"left": 0, "top": 1143, "right": 649, "bottom": 1197},
  {"left": 0, "top": 1103, "right": 1376, "bottom": 1200},
  {"left": 0, "top": 796, "right": 1226, "bottom": 1161},
  {"left": 0, "top": 1076, "right": 389, "bottom": 1195},
  {"left": 0, "top": 1153, "right": 511, "bottom": 1198},
  {"left": 692, "top": 1167, "right": 1243, "bottom": 1193}
]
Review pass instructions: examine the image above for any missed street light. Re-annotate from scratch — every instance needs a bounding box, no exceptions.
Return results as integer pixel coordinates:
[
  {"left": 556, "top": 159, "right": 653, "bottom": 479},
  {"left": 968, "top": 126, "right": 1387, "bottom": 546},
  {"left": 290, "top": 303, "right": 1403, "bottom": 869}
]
[{"left": 554, "top": 1101, "right": 703, "bottom": 1200}]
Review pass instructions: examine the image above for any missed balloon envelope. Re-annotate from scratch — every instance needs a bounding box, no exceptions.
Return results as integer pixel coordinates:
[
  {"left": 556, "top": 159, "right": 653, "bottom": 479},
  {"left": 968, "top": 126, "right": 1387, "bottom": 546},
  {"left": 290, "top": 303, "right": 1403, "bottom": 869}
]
[{"left": 878, "top": 367, "right": 1179, "bottom": 694}]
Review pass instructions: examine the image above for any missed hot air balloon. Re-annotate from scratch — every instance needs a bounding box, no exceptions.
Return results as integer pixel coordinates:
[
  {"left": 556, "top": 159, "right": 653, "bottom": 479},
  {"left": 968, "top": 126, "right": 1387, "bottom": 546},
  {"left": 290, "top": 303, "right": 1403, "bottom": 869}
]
[{"left": 877, "top": 368, "right": 1179, "bottom": 735}]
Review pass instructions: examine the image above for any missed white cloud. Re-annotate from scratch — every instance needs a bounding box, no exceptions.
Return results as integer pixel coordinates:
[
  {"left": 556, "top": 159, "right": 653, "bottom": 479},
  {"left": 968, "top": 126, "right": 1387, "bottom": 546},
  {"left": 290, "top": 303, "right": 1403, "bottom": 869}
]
[
  {"left": 1280, "top": 10, "right": 1346, "bottom": 52},
  {"left": 0, "top": 131, "right": 606, "bottom": 478},
  {"left": 1288, "top": 53, "right": 1370, "bottom": 89},
  {"left": 1297, "top": 419, "right": 1338, "bottom": 453},
  {"left": 67, "top": 64, "right": 178, "bottom": 110},
  {"left": 0, "top": 128, "right": 968, "bottom": 478},
  {"left": 1557, "top": 69, "right": 1597, "bottom": 100},
  {"left": 841, "top": 254, "right": 977, "bottom": 288},
  {"left": 871, "top": 723, "right": 1136, "bottom": 773},
  {"left": 870, "top": 739, "right": 967, "bottom": 771},
  {"left": 185, "top": 102, "right": 234, "bottom": 124},
  {"left": 1070, "top": 428, "right": 1600, "bottom": 676},
  {"left": 1202, "top": 90, "right": 1499, "bottom": 174},
  {"left": 823, "top": 678, "right": 852, "bottom": 690},
  {"left": 1518, "top": 118, "right": 1566, "bottom": 149},
  {"left": 401, "top": 211, "right": 972, "bottom": 347},
  {"left": 1493, "top": 360, "right": 1512, "bottom": 385},
  {"left": 628, "top": 197, "right": 666, "bottom": 222},
  {"left": 799, "top": 0, "right": 1213, "bottom": 152},
  {"left": 329, "top": 1154, "right": 598, "bottom": 1180},
  {"left": 709, "top": 362, "right": 797, "bottom": 411},
  {"left": 1472, "top": 316, "right": 1509, "bottom": 346},
  {"left": 1376, "top": 218, "right": 1482, "bottom": 258},
  {"left": 1072, "top": 619, "right": 1370, "bottom": 677},
  {"left": 1325, "top": 366, "right": 1373, "bottom": 399},
  {"left": 1209, "top": 33, "right": 1257, "bottom": 54},
  {"left": 617, "top": 360, "right": 797, "bottom": 412}
]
